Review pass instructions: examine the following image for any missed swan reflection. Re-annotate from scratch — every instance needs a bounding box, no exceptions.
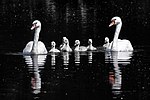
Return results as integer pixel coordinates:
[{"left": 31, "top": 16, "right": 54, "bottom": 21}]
[
  {"left": 23, "top": 54, "right": 47, "bottom": 95},
  {"left": 105, "top": 51, "right": 133, "bottom": 64},
  {"left": 106, "top": 51, "right": 133, "bottom": 97}
]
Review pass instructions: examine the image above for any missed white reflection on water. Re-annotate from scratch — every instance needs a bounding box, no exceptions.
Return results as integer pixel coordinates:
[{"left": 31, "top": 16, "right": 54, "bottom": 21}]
[
  {"left": 106, "top": 51, "right": 133, "bottom": 97},
  {"left": 50, "top": 53, "right": 56, "bottom": 66},
  {"left": 88, "top": 51, "right": 93, "bottom": 64},
  {"left": 62, "top": 52, "right": 69, "bottom": 67},
  {"left": 23, "top": 54, "right": 47, "bottom": 95},
  {"left": 74, "top": 51, "right": 80, "bottom": 65},
  {"left": 105, "top": 51, "right": 133, "bottom": 64}
]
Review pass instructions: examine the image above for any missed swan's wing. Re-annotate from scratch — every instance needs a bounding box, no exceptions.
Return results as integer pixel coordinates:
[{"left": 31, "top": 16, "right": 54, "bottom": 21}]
[
  {"left": 38, "top": 41, "right": 48, "bottom": 54},
  {"left": 118, "top": 40, "right": 133, "bottom": 51},
  {"left": 23, "top": 41, "right": 33, "bottom": 53}
]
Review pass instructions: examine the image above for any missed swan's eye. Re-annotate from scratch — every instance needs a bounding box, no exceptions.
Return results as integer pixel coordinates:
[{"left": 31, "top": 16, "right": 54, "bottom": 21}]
[{"left": 34, "top": 22, "right": 37, "bottom": 25}]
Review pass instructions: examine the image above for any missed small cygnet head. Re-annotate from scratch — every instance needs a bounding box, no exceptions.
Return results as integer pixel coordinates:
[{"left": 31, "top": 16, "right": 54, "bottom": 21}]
[
  {"left": 88, "top": 39, "right": 92, "bottom": 45},
  {"left": 62, "top": 37, "right": 67, "bottom": 43},
  {"left": 51, "top": 41, "right": 56, "bottom": 48},
  {"left": 74, "top": 40, "right": 80, "bottom": 46},
  {"left": 64, "top": 38, "right": 69, "bottom": 45},
  {"left": 105, "top": 37, "right": 109, "bottom": 43}
]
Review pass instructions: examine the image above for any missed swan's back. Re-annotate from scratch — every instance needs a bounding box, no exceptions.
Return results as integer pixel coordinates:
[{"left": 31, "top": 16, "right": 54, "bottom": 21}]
[
  {"left": 109, "top": 39, "right": 133, "bottom": 51},
  {"left": 117, "top": 39, "right": 133, "bottom": 51},
  {"left": 74, "top": 46, "right": 87, "bottom": 51},
  {"left": 23, "top": 41, "right": 47, "bottom": 54}
]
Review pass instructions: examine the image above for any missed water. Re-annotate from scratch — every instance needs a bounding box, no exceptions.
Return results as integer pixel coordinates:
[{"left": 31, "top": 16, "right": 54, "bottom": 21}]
[{"left": 0, "top": 46, "right": 150, "bottom": 100}]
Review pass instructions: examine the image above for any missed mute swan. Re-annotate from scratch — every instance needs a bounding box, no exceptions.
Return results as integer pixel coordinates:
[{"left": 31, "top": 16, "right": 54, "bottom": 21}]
[
  {"left": 108, "top": 16, "right": 133, "bottom": 51},
  {"left": 23, "top": 20, "right": 47, "bottom": 54},
  {"left": 49, "top": 41, "right": 60, "bottom": 52},
  {"left": 74, "top": 40, "right": 87, "bottom": 51},
  {"left": 60, "top": 37, "right": 72, "bottom": 52},
  {"left": 87, "top": 39, "right": 97, "bottom": 51}
]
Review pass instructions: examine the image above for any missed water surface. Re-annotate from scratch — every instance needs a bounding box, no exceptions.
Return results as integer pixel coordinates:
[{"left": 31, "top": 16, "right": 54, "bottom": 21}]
[{"left": 0, "top": 46, "right": 150, "bottom": 100}]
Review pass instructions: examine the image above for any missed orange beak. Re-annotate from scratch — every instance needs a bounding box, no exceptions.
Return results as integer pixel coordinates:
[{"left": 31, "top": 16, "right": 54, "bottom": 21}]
[
  {"left": 109, "top": 20, "right": 115, "bottom": 27},
  {"left": 31, "top": 24, "right": 36, "bottom": 30}
]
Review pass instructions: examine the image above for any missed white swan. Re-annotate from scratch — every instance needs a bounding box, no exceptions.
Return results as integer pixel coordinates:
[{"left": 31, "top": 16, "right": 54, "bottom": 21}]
[
  {"left": 23, "top": 20, "right": 47, "bottom": 54},
  {"left": 49, "top": 41, "right": 60, "bottom": 52},
  {"left": 74, "top": 40, "right": 87, "bottom": 51},
  {"left": 87, "top": 39, "right": 97, "bottom": 51},
  {"left": 108, "top": 16, "right": 133, "bottom": 51}
]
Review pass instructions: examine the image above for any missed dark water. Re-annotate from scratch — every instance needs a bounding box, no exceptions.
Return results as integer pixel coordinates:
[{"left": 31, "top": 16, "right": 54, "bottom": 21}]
[{"left": 0, "top": 46, "right": 150, "bottom": 100}]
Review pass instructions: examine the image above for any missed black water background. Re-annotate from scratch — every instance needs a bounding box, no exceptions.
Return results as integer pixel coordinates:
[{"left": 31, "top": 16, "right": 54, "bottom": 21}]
[
  {"left": 0, "top": 48, "right": 150, "bottom": 100},
  {"left": 0, "top": 0, "right": 150, "bottom": 53}
]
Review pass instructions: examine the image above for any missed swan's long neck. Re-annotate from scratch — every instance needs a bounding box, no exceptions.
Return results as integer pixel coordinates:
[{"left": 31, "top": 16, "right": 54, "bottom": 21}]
[
  {"left": 31, "top": 27, "right": 41, "bottom": 54},
  {"left": 112, "top": 23, "right": 122, "bottom": 51}
]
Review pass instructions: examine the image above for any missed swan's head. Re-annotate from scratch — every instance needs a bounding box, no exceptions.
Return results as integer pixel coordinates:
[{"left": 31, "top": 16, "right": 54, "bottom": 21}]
[
  {"left": 74, "top": 40, "right": 80, "bottom": 46},
  {"left": 109, "top": 16, "right": 122, "bottom": 27},
  {"left": 88, "top": 39, "right": 92, "bottom": 45},
  {"left": 31, "top": 20, "right": 41, "bottom": 30},
  {"left": 51, "top": 41, "right": 56, "bottom": 48},
  {"left": 105, "top": 37, "right": 109, "bottom": 43}
]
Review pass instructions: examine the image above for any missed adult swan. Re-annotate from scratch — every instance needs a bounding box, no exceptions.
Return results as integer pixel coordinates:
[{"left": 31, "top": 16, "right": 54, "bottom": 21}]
[
  {"left": 23, "top": 20, "right": 48, "bottom": 54},
  {"left": 108, "top": 16, "right": 134, "bottom": 51}
]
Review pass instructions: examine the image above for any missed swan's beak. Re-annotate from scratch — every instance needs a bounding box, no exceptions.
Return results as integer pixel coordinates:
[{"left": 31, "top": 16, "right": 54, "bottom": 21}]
[
  {"left": 31, "top": 24, "right": 35, "bottom": 30},
  {"left": 109, "top": 21, "right": 115, "bottom": 27}
]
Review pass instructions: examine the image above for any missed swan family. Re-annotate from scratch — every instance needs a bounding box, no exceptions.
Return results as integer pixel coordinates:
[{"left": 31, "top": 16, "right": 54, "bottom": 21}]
[{"left": 23, "top": 16, "right": 134, "bottom": 54}]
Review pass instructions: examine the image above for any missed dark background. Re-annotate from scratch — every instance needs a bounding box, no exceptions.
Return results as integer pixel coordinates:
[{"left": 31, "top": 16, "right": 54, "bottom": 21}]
[{"left": 0, "top": 0, "right": 150, "bottom": 53}]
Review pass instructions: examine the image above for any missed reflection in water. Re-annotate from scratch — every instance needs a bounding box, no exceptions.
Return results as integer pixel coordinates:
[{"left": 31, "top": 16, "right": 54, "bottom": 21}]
[
  {"left": 105, "top": 51, "right": 133, "bottom": 98},
  {"left": 50, "top": 53, "right": 56, "bottom": 66},
  {"left": 23, "top": 54, "right": 47, "bottom": 95},
  {"left": 105, "top": 51, "right": 133, "bottom": 64},
  {"left": 88, "top": 51, "right": 93, "bottom": 64},
  {"left": 62, "top": 52, "right": 69, "bottom": 67},
  {"left": 74, "top": 51, "right": 80, "bottom": 65}
]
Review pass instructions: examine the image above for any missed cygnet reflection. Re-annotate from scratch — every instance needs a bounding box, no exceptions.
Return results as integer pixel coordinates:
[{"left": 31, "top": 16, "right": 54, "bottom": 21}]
[
  {"left": 88, "top": 51, "right": 93, "bottom": 64},
  {"left": 62, "top": 52, "right": 69, "bottom": 66},
  {"left": 74, "top": 51, "right": 80, "bottom": 65},
  {"left": 50, "top": 53, "right": 56, "bottom": 66}
]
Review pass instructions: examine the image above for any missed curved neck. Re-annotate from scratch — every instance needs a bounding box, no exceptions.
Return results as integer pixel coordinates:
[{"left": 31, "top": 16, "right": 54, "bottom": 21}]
[
  {"left": 31, "top": 27, "right": 41, "bottom": 54},
  {"left": 75, "top": 45, "right": 80, "bottom": 50},
  {"left": 111, "top": 23, "right": 122, "bottom": 51},
  {"left": 51, "top": 46, "right": 56, "bottom": 49}
]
